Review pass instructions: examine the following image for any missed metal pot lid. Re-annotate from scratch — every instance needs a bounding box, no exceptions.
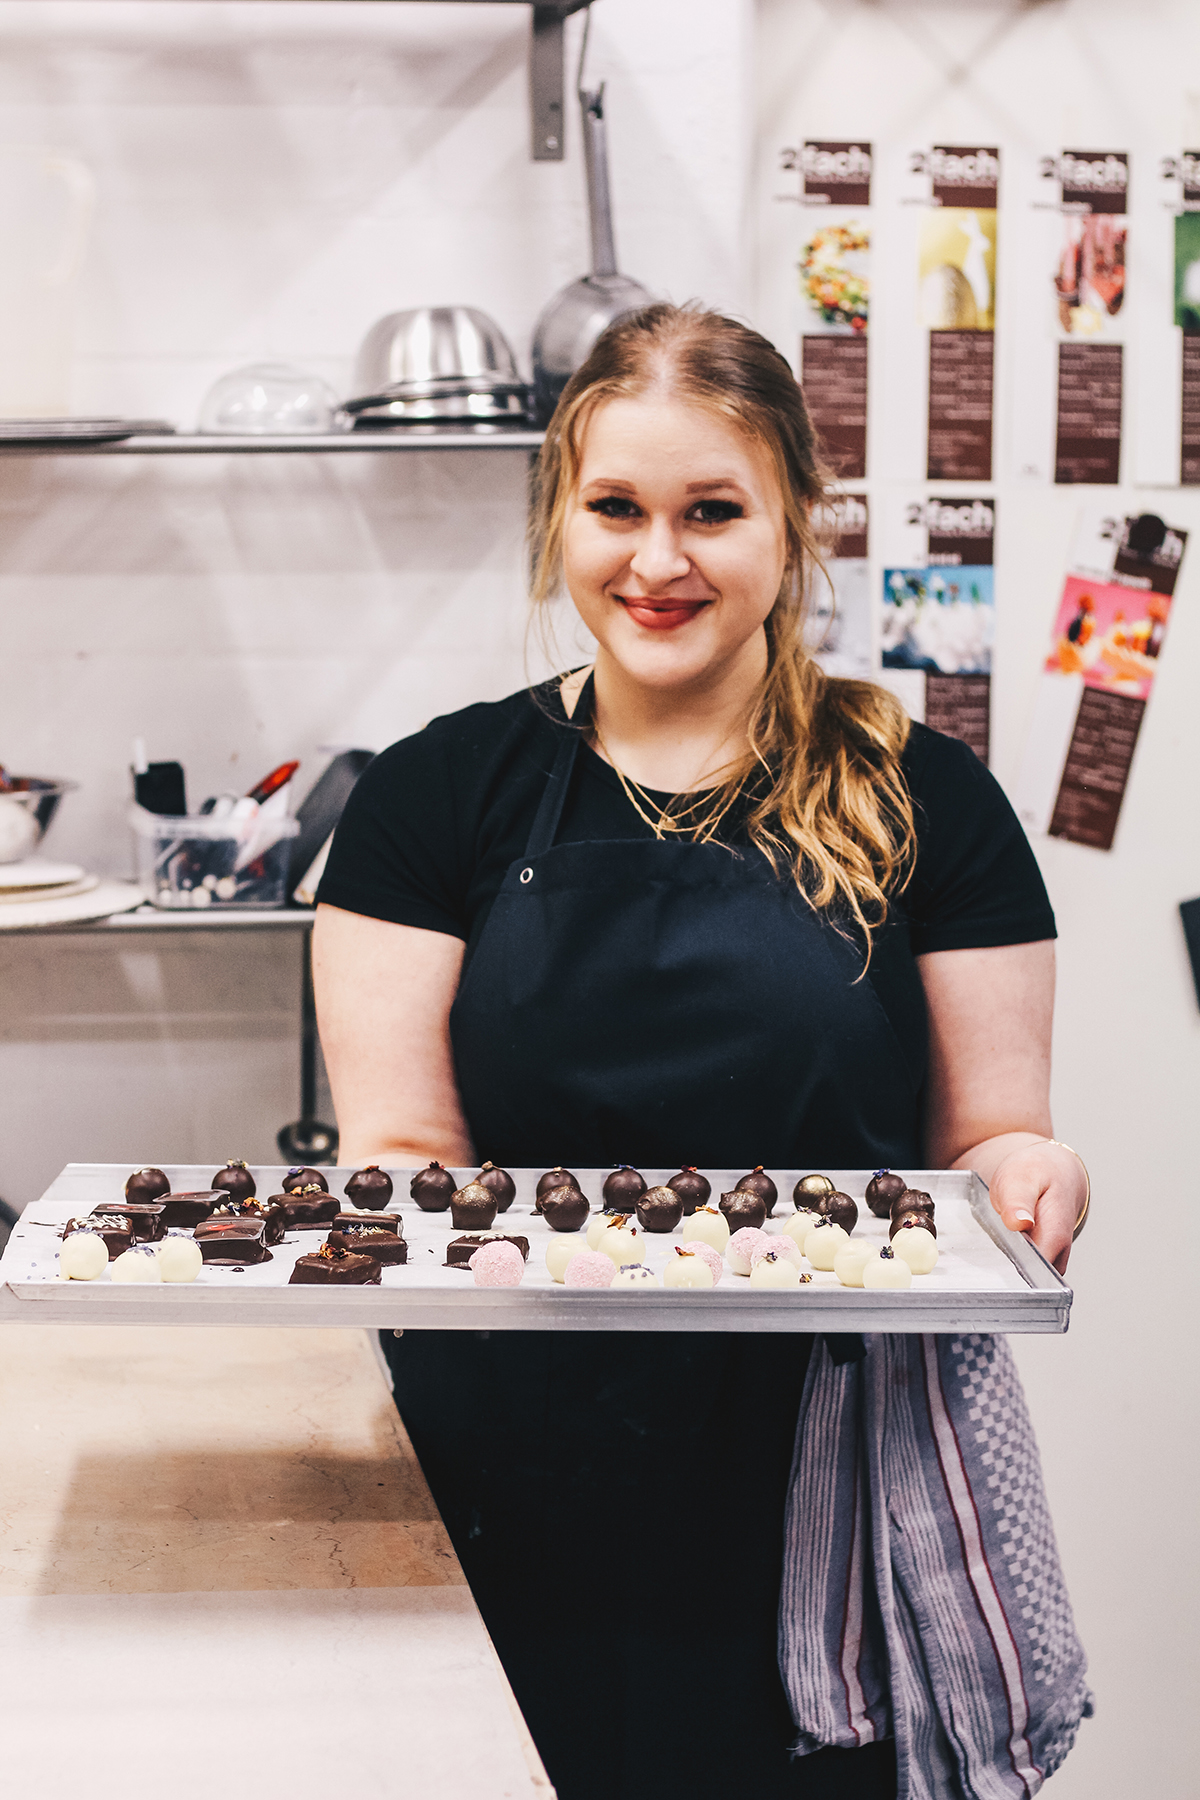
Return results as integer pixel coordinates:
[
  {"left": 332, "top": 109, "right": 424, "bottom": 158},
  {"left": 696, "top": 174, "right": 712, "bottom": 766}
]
[{"left": 353, "top": 307, "right": 522, "bottom": 397}]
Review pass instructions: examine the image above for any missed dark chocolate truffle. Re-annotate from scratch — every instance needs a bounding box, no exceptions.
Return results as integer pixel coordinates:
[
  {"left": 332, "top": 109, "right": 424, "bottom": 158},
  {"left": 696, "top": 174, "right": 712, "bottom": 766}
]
[
  {"left": 94, "top": 1200, "right": 166, "bottom": 1243},
  {"left": 336, "top": 1223, "right": 408, "bottom": 1263},
  {"left": 892, "top": 1187, "right": 935, "bottom": 1227},
  {"left": 476, "top": 1162, "right": 516, "bottom": 1212},
  {"left": 344, "top": 1165, "right": 394, "bottom": 1210},
  {"left": 793, "top": 1172, "right": 835, "bottom": 1209},
  {"left": 289, "top": 1234, "right": 381, "bottom": 1286},
  {"left": 194, "top": 1216, "right": 272, "bottom": 1264},
  {"left": 446, "top": 1233, "right": 529, "bottom": 1268},
  {"left": 865, "top": 1168, "right": 907, "bottom": 1219},
  {"left": 539, "top": 1184, "right": 590, "bottom": 1232},
  {"left": 282, "top": 1166, "right": 330, "bottom": 1194},
  {"left": 635, "top": 1185, "right": 684, "bottom": 1233},
  {"left": 212, "top": 1161, "right": 256, "bottom": 1204},
  {"left": 816, "top": 1189, "right": 858, "bottom": 1234},
  {"left": 66, "top": 1214, "right": 131, "bottom": 1258},
  {"left": 602, "top": 1166, "right": 646, "bottom": 1208},
  {"left": 270, "top": 1187, "right": 340, "bottom": 1229},
  {"left": 666, "top": 1167, "right": 711, "bottom": 1213},
  {"left": 719, "top": 1189, "right": 766, "bottom": 1233},
  {"left": 536, "top": 1167, "right": 578, "bottom": 1198},
  {"left": 890, "top": 1213, "right": 937, "bottom": 1242},
  {"left": 735, "top": 1167, "right": 778, "bottom": 1216},
  {"left": 450, "top": 1181, "right": 499, "bottom": 1232},
  {"left": 410, "top": 1161, "right": 456, "bottom": 1211},
  {"left": 159, "top": 1191, "right": 222, "bottom": 1229},
  {"left": 125, "top": 1167, "right": 170, "bottom": 1204}
]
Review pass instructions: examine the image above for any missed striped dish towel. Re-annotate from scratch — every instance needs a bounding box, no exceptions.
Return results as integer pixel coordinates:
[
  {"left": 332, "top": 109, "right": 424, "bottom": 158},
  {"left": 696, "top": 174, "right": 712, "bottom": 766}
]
[{"left": 778, "top": 1333, "right": 1093, "bottom": 1799}]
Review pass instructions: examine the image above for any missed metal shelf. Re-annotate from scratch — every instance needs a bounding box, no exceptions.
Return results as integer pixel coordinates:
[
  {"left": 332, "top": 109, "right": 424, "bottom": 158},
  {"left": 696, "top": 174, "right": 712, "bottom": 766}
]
[
  {"left": 0, "top": 430, "right": 545, "bottom": 457},
  {"left": 5, "top": 906, "right": 315, "bottom": 937}
]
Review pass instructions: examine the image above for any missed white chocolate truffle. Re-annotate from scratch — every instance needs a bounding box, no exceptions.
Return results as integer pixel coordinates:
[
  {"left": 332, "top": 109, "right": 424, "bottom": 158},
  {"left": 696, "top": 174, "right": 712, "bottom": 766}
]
[
  {"left": 832, "top": 1240, "right": 876, "bottom": 1288},
  {"left": 110, "top": 1245, "right": 164, "bottom": 1284},
  {"left": 595, "top": 1219, "right": 643, "bottom": 1267},
  {"left": 663, "top": 1248, "right": 715, "bottom": 1289},
  {"left": 891, "top": 1224, "right": 939, "bottom": 1274},
  {"left": 862, "top": 1247, "right": 913, "bottom": 1289},
  {"left": 681, "top": 1207, "right": 730, "bottom": 1252},
  {"left": 726, "top": 1226, "right": 771, "bottom": 1276},
  {"left": 681, "top": 1238, "right": 723, "bottom": 1286},
  {"left": 749, "top": 1250, "right": 802, "bottom": 1289},
  {"left": 59, "top": 1230, "right": 109, "bottom": 1281},
  {"left": 753, "top": 1234, "right": 803, "bottom": 1268},
  {"left": 611, "top": 1262, "right": 660, "bottom": 1289},
  {"left": 803, "top": 1220, "right": 849, "bottom": 1270},
  {"left": 585, "top": 1211, "right": 612, "bottom": 1250},
  {"left": 545, "top": 1234, "right": 589, "bottom": 1283},
  {"left": 782, "top": 1209, "right": 820, "bottom": 1248},
  {"left": 156, "top": 1235, "right": 203, "bottom": 1283}
]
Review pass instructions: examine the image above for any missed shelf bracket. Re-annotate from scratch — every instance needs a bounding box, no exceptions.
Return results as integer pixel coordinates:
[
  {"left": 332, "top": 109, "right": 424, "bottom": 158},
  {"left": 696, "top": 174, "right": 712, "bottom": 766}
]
[{"left": 530, "top": 1, "right": 591, "bottom": 161}]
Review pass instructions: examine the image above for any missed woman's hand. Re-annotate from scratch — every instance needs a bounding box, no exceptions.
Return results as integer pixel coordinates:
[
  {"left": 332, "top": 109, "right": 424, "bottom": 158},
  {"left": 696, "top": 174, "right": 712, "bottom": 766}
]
[{"left": 953, "top": 1132, "right": 1085, "bottom": 1276}]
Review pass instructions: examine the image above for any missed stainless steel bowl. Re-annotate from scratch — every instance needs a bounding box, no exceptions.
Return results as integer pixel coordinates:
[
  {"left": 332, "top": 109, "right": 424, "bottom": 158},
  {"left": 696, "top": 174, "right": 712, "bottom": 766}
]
[{"left": 352, "top": 307, "right": 522, "bottom": 400}]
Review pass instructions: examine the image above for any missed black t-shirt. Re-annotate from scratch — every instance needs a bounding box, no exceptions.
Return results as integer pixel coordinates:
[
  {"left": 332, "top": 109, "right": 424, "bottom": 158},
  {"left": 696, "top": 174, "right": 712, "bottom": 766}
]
[{"left": 319, "top": 677, "right": 1056, "bottom": 968}]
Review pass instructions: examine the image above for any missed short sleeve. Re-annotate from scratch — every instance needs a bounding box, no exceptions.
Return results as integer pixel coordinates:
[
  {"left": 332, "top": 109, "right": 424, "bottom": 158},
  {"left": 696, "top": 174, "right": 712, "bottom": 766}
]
[
  {"left": 903, "top": 726, "right": 1056, "bottom": 954},
  {"left": 315, "top": 728, "right": 468, "bottom": 939}
]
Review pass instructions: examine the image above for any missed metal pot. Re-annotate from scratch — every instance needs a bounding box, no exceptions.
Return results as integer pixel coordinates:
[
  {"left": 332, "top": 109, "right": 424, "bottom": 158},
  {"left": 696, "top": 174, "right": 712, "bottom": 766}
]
[
  {"left": 531, "top": 83, "right": 653, "bottom": 426},
  {"left": 349, "top": 307, "right": 526, "bottom": 416}
]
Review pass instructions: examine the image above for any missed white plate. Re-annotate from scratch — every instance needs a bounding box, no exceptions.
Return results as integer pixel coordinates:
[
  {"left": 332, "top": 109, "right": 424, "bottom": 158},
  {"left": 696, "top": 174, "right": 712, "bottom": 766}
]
[
  {"left": 0, "top": 858, "right": 85, "bottom": 888},
  {"left": 0, "top": 875, "right": 97, "bottom": 904},
  {"left": 0, "top": 880, "right": 143, "bottom": 930}
]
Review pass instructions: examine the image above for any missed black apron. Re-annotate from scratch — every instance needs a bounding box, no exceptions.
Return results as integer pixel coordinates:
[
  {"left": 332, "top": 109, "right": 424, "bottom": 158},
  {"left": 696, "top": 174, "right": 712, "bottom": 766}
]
[{"left": 387, "top": 692, "right": 914, "bottom": 1800}]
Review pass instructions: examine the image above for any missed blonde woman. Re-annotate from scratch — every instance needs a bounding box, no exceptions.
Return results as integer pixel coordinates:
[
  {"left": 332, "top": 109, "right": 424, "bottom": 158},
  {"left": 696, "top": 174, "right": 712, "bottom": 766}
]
[{"left": 314, "top": 307, "right": 1085, "bottom": 1800}]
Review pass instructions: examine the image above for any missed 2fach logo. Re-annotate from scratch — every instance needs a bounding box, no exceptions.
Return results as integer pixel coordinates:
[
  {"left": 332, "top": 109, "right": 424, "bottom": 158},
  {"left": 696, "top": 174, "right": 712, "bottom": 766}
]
[
  {"left": 906, "top": 498, "right": 995, "bottom": 566},
  {"left": 786, "top": 141, "right": 873, "bottom": 207},
  {"left": 1043, "top": 151, "right": 1129, "bottom": 215}
]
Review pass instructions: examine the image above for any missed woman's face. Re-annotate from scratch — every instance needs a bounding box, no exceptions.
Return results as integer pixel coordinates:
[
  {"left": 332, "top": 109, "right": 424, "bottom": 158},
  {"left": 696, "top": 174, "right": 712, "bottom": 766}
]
[{"left": 562, "top": 394, "right": 789, "bottom": 694}]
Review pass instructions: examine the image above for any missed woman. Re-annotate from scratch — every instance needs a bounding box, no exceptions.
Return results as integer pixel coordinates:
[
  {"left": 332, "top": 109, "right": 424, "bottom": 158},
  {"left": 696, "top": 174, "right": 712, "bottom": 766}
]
[{"left": 314, "top": 305, "right": 1087, "bottom": 1800}]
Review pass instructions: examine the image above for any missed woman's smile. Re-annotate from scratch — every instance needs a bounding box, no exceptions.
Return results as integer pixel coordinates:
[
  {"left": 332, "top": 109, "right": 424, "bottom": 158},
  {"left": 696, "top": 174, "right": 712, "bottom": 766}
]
[{"left": 616, "top": 593, "right": 712, "bottom": 631}]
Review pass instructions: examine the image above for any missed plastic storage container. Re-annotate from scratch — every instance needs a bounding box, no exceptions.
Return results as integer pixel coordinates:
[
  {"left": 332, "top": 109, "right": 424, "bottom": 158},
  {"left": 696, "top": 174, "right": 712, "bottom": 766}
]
[{"left": 130, "top": 807, "right": 299, "bottom": 909}]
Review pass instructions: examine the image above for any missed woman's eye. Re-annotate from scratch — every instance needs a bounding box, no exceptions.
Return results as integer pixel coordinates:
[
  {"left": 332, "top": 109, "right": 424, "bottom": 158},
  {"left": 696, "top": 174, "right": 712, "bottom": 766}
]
[
  {"left": 586, "top": 496, "right": 641, "bottom": 520},
  {"left": 690, "top": 500, "right": 744, "bottom": 525}
]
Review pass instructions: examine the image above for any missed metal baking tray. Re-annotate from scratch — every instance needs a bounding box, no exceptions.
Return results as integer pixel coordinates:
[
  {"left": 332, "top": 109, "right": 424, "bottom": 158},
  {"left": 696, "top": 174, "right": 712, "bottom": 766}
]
[{"left": 0, "top": 1165, "right": 1072, "bottom": 1333}]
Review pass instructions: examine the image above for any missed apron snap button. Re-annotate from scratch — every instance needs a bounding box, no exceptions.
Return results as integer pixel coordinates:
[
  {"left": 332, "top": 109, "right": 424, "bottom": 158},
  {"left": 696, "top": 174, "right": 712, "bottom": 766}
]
[{"left": 520, "top": 867, "right": 534, "bottom": 884}]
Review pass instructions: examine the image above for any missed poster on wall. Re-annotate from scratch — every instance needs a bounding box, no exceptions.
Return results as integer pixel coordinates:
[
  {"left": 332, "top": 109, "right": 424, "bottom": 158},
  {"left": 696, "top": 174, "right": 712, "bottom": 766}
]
[
  {"left": 1014, "top": 511, "right": 1185, "bottom": 850},
  {"left": 796, "top": 142, "right": 871, "bottom": 480},
  {"left": 1175, "top": 152, "right": 1200, "bottom": 485},
  {"left": 1051, "top": 151, "right": 1127, "bottom": 484},
  {"left": 917, "top": 147, "right": 998, "bottom": 482},
  {"left": 810, "top": 492, "right": 871, "bottom": 678},
  {"left": 881, "top": 497, "right": 995, "bottom": 762}
]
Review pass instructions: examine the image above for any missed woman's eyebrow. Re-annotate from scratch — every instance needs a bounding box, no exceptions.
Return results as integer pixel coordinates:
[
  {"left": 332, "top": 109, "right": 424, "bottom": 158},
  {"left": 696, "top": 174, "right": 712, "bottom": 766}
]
[{"left": 684, "top": 478, "right": 751, "bottom": 496}]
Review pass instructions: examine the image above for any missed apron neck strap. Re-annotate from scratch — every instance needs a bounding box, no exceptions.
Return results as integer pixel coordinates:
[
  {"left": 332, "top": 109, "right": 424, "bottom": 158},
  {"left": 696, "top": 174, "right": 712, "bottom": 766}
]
[{"left": 525, "top": 673, "right": 594, "bottom": 858}]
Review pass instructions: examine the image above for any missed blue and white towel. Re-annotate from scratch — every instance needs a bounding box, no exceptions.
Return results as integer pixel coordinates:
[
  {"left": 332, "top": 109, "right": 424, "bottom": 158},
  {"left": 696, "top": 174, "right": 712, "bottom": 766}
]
[{"left": 779, "top": 1333, "right": 1093, "bottom": 1799}]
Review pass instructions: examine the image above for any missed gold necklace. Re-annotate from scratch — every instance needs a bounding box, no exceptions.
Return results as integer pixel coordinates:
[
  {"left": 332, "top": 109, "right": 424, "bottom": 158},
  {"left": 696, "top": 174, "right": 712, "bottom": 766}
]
[{"left": 590, "top": 723, "right": 745, "bottom": 844}]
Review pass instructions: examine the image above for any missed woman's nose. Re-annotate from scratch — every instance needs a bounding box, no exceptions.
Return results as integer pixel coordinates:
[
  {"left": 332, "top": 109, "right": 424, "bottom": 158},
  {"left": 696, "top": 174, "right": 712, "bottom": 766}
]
[{"left": 628, "top": 517, "right": 691, "bottom": 587}]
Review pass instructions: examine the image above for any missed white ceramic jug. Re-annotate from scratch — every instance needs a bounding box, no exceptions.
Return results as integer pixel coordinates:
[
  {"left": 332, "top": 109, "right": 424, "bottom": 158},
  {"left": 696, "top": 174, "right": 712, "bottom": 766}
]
[{"left": 0, "top": 146, "right": 95, "bottom": 418}]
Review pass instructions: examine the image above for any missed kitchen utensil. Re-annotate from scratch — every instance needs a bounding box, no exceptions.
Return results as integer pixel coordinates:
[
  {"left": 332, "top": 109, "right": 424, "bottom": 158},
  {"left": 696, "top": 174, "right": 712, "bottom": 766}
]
[
  {"left": 0, "top": 776, "right": 78, "bottom": 858},
  {"left": 348, "top": 388, "right": 531, "bottom": 428},
  {"left": 351, "top": 306, "right": 522, "bottom": 399},
  {"left": 0, "top": 147, "right": 95, "bottom": 418},
  {"left": 531, "top": 80, "right": 653, "bottom": 425},
  {"left": 130, "top": 806, "right": 299, "bottom": 909},
  {"left": 198, "top": 364, "right": 345, "bottom": 435},
  {"left": 0, "top": 418, "right": 174, "bottom": 446}
]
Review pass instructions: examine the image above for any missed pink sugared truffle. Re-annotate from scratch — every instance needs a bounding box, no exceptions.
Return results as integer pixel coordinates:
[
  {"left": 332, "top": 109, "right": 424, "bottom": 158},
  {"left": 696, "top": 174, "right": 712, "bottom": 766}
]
[
  {"left": 726, "top": 1226, "right": 771, "bottom": 1276},
  {"left": 563, "top": 1250, "right": 617, "bottom": 1289},
  {"left": 470, "top": 1240, "right": 525, "bottom": 1288},
  {"left": 683, "top": 1238, "right": 724, "bottom": 1286},
  {"left": 751, "top": 1233, "right": 803, "bottom": 1268}
]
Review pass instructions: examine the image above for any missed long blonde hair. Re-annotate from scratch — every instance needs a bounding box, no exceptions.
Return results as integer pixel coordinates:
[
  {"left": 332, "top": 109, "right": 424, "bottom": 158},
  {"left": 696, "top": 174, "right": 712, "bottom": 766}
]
[{"left": 529, "top": 303, "right": 915, "bottom": 947}]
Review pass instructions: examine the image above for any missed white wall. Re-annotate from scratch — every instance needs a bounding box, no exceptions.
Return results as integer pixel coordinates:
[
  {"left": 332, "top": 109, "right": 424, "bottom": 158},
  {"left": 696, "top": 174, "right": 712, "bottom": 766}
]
[
  {"left": 0, "top": 0, "right": 753, "bottom": 1205},
  {"left": 757, "top": 4, "right": 1199, "bottom": 1795}
]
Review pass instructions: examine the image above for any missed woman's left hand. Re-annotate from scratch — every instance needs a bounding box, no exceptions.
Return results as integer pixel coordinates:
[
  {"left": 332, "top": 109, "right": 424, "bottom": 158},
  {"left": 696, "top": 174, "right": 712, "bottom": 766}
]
[{"left": 981, "top": 1138, "right": 1086, "bottom": 1276}]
